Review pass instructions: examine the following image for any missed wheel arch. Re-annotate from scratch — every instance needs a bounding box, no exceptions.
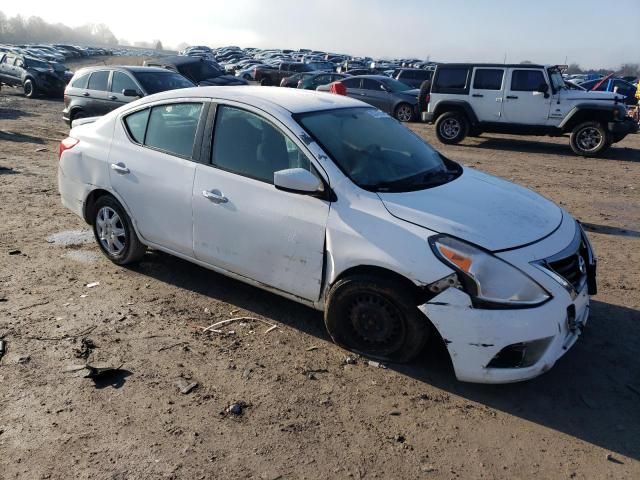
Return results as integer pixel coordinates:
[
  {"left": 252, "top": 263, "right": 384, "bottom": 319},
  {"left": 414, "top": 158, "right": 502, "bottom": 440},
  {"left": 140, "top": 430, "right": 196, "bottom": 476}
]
[
  {"left": 432, "top": 100, "right": 478, "bottom": 125},
  {"left": 328, "top": 265, "right": 430, "bottom": 305},
  {"left": 559, "top": 105, "right": 617, "bottom": 131}
]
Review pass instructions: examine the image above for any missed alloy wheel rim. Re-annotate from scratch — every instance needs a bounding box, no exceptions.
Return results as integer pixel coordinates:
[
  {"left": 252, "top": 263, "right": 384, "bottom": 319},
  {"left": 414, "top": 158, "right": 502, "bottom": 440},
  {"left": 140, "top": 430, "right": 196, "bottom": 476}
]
[
  {"left": 397, "top": 106, "right": 412, "bottom": 122},
  {"left": 576, "top": 127, "right": 603, "bottom": 152},
  {"left": 441, "top": 118, "right": 461, "bottom": 139},
  {"left": 96, "top": 206, "right": 126, "bottom": 256},
  {"left": 24, "top": 83, "right": 32, "bottom": 96}
]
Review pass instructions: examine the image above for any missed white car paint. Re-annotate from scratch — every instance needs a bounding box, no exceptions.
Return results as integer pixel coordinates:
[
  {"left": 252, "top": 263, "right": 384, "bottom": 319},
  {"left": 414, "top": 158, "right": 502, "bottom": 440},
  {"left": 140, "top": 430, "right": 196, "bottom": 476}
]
[{"left": 58, "top": 86, "right": 595, "bottom": 384}]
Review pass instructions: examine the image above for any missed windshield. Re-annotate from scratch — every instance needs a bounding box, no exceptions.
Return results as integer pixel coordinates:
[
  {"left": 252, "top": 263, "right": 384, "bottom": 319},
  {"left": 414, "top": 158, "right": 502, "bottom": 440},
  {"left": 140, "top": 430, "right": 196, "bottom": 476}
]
[
  {"left": 296, "top": 107, "right": 460, "bottom": 192},
  {"left": 379, "top": 77, "right": 412, "bottom": 93},
  {"left": 179, "top": 60, "right": 223, "bottom": 81},
  {"left": 134, "top": 72, "right": 194, "bottom": 94},
  {"left": 548, "top": 68, "right": 565, "bottom": 92}
]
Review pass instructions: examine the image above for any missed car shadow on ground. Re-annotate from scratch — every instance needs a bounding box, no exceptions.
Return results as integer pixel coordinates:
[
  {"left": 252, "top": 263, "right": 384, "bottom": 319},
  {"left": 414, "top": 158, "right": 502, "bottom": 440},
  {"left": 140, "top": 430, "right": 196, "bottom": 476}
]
[
  {"left": 463, "top": 135, "right": 640, "bottom": 162},
  {"left": 0, "top": 166, "right": 19, "bottom": 175},
  {"left": 131, "top": 252, "right": 640, "bottom": 461},
  {"left": 0, "top": 130, "right": 45, "bottom": 144},
  {"left": 582, "top": 222, "right": 640, "bottom": 239},
  {"left": 0, "top": 108, "right": 35, "bottom": 120}
]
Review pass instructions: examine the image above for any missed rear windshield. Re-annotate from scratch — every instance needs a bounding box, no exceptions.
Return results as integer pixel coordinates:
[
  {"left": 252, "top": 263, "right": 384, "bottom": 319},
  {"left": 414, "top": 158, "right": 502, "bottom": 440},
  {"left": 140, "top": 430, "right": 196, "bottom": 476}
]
[
  {"left": 178, "top": 61, "right": 223, "bottom": 82},
  {"left": 133, "top": 72, "right": 194, "bottom": 94}
]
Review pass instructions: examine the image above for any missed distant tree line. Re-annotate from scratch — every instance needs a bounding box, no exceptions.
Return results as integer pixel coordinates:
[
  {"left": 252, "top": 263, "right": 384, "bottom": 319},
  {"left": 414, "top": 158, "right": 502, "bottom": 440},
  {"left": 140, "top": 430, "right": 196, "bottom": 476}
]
[{"left": 565, "top": 62, "right": 639, "bottom": 78}]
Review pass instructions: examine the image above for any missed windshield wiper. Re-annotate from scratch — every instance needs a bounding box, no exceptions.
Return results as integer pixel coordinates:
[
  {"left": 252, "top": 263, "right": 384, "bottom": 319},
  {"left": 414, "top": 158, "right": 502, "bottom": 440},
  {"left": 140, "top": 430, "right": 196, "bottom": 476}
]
[{"left": 366, "top": 168, "right": 457, "bottom": 192}]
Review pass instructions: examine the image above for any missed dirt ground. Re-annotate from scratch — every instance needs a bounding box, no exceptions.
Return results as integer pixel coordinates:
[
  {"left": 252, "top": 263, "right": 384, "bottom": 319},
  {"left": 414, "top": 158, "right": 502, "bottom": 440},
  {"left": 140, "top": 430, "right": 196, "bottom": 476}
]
[{"left": 1, "top": 57, "right": 639, "bottom": 480}]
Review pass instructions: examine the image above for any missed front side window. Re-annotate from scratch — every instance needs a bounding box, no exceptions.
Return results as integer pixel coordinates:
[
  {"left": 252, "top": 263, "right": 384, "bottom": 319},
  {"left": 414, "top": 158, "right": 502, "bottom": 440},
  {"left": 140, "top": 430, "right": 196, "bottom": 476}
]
[
  {"left": 111, "top": 71, "right": 138, "bottom": 94},
  {"left": 297, "top": 107, "right": 459, "bottom": 192},
  {"left": 212, "top": 106, "right": 310, "bottom": 183},
  {"left": 473, "top": 69, "right": 504, "bottom": 90},
  {"left": 511, "top": 70, "right": 546, "bottom": 91},
  {"left": 88, "top": 71, "right": 110, "bottom": 91},
  {"left": 144, "top": 103, "right": 203, "bottom": 158}
]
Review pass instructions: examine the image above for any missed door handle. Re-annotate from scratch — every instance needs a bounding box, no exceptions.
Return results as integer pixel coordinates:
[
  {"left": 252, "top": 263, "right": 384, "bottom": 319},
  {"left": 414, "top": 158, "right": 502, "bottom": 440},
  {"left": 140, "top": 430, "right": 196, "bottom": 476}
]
[
  {"left": 202, "top": 189, "right": 228, "bottom": 204},
  {"left": 108, "top": 95, "right": 117, "bottom": 100},
  {"left": 83, "top": 92, "right": 90, "bottom": 97},
  {"left": 472, "top": 94, "right": 484, "bottom": 98},
  {"left": 110, "top": 162, "right": 130, "bottom": 174},
  {"left": 506, "top": 95, "right": 519, "bottom": 99}
]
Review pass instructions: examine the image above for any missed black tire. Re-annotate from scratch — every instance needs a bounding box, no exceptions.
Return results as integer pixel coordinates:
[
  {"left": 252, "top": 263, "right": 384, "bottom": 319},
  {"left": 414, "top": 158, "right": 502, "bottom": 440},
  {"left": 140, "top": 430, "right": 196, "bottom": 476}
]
[
  {"left": 260, "top": 77, "right": 272, "bottom": 86},
  {"left": 394, "top": 103, "right": 415, "bottom": 122},
  {"left": 324, "top": 274, "right": 429, "bottom": 363},
  {"left": 71, "top": 110, "right": 87, "bottom": 123},
  {"left": 23, "top": 79, "right": 36, "bottom": 98},
  {"left": 569, "top": 121, "right": 609, "bottom": 156},
  {"left": 435, "top": 111, "right": 468, "bottom": 144},
  {"left": 242, "top": 74, "right": 251, "bottom": 80},
  {"left": 92, "top": 195, "right": 146, "bottom": 265}
]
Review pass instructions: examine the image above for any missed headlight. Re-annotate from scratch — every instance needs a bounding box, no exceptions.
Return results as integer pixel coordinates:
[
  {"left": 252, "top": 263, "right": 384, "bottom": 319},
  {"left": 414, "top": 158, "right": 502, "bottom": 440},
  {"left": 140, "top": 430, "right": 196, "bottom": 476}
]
[{"left": 429, "top": 235, "right": 551, "bottom": 308}]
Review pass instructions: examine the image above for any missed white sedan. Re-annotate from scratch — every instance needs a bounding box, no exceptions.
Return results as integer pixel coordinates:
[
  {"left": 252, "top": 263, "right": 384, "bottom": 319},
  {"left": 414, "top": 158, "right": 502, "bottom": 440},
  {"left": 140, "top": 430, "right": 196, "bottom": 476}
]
[{"left": 58, "top": 86, "right": 596, "bottom": 383}]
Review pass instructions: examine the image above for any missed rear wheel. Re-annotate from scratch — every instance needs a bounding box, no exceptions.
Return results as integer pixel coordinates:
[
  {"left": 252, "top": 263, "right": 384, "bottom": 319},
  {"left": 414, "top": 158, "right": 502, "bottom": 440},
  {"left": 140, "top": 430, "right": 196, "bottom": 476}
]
[
  {"left": 325, "top": 274, "right": 429, "bottom": 363},
  {"left": 71, "top": 110, "right": 87, "bottom": 123},
  {"left": 92, "top": 195, "right": 146, "bottom": 265},
  {"left": 570, "top": 121, "right": 608, "bottom": 156},
  {"left": 260, "top": 77, "right": 272, "bottom": 86},
  {"left": 23, "top": 79, "right": 36, "bottom": 98},
  {"left": 435, "top": 111, "right": 468, "bottom": 144},
  {"left": 394, "top": 103, "right": 414, "bottom": 122}
]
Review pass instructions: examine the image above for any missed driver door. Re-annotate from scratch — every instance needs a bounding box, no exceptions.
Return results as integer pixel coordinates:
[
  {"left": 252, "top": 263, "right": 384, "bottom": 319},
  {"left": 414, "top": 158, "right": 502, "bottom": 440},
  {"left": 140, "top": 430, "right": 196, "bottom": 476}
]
[{"left": 192, "top": 104, "right": 330, "bottom": 301}]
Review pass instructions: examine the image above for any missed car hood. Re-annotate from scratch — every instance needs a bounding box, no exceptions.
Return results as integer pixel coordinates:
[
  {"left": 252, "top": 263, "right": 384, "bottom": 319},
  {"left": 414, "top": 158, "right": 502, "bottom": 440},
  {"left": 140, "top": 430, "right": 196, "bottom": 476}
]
[
  {"left": 563, "top": 90, "right": 625, "bottom": 102},
  {"left": 197, "top": 75, "right": 249, "bottom": 86},
  {"left": 397, "top": 88, "right": 420, "bottom": 98},
  {"left": 377, "top": 167, "right": 562, "bottom": 251}
]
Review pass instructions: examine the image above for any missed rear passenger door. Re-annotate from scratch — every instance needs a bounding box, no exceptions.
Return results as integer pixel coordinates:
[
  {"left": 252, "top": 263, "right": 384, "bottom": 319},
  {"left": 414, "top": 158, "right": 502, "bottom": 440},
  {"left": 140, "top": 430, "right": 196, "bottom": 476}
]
[
  {"left": 469, "top": 68, "right": 506, "bottom": 122},
  {"left": 109, "top": 101, "right": 206, "bottom": 256},
  {"left": 360, "top": 78, "right": 392, "bottom": 111},
  {"left": 85, "top": 70, "right": 114, "bottom": 116},
  {"left": 341, "top": 77, "right": 363, "bottom": 99}
]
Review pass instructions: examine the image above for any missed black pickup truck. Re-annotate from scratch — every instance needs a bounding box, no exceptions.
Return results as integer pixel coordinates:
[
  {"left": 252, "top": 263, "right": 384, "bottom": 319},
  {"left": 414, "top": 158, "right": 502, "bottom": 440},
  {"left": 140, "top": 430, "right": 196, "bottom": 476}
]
[
  {"left": 253, "top": 62, "right": 315, "bottom": 86},
  {"left": 0, "top": 53, "right": 70, "bottom": 98}
]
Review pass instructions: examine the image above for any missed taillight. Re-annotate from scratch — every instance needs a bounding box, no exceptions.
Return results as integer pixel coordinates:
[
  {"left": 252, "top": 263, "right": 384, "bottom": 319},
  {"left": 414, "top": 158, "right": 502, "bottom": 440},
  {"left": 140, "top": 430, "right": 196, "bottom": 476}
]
[
  {"left": 59, "top": 137, "right": 79, "bottom": 159},
  {"left": 425, "top": 94, "right": 430, "bottom": 104}
]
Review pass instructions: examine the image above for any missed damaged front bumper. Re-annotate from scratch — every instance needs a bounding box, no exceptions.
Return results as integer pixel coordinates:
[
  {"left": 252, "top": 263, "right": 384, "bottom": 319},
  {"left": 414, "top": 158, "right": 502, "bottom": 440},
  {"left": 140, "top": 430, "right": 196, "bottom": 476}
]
[{"left": 420, "top": 218, "right": 594, "bottom": 384}]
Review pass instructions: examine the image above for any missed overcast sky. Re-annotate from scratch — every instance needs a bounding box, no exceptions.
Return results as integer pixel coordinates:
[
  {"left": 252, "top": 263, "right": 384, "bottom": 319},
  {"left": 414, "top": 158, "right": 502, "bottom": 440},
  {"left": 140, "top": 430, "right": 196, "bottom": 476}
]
[{"left": 3, "top": 0, "right": 638, "bottom": 68}]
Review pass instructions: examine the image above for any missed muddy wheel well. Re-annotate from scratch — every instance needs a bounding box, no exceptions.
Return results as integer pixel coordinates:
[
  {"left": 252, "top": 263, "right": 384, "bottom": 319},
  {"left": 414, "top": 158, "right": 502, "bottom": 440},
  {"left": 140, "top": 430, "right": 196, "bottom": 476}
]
[{"left": 83, "top": 189, "right": 113, "bottom": 224}]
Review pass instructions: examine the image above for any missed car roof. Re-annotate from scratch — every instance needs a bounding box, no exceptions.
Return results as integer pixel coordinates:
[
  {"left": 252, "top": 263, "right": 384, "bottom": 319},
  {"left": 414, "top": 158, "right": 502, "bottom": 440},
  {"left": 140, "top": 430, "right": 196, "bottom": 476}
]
[
  {"left": 74, "top": 65, "right": 171, "bottom": 74},
  {"left": 436, "top": 63, "right": 548, "bottom": 69},
  {"left": 137, "top": 86, "right": 365, "bottom": 114}
]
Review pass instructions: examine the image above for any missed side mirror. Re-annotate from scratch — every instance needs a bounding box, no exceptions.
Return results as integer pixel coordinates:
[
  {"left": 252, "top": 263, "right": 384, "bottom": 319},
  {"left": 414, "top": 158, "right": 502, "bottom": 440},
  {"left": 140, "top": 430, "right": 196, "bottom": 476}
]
[
  {"left": 536, "top": 83, "right": 549, "bottom": 93},
  {"left": 274, "top": 168, "right": 323, "bottom": 194},
  {"left": 122, "top": 89, "right": 141, "bottom": 97}
]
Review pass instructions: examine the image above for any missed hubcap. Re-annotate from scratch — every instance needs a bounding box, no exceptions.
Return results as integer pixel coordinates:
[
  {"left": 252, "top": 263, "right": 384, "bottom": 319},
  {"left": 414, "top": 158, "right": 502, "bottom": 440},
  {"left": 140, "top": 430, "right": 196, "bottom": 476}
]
[
  {"left": 440, "top": 118, "right": 461, "bottom": 139},
  {"left": 24, "top": 83, "right": 32, "bottom": 96},
  {"left": 96, "top": 207, "right": 126, "bottom": 256},
  {"left": 347, "top": 293, "right": 405, "bottom": 354},
  {"left": 397, "top": 106, "right": 412, "bottom": 122},
  {"left": 576, "top": 127, "right": 603, "bottom": 152}
]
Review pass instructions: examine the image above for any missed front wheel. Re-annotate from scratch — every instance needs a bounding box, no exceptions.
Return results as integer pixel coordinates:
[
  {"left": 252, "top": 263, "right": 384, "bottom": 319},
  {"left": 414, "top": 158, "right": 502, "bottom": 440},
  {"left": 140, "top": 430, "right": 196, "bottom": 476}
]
[
  {"left": 394, "top": 103, "right": 414, "bottom": 122},
  {"left": 23, "top": 79, "right": 37, "bottom": 98},
  {"left": 92, "top": 195, "right": 146, "bottom": 265},
  {"left": 435, "top": 111, "right": 468, "bottom": 144},
  {"left": 570, "top": 121, "right": 609, "bottom": 156},
  {"left": 325, "top": 275, "right": 429, "bottom": 363},
  {"left": 260, "top": 78, "right": 272, "bottom": 86}
]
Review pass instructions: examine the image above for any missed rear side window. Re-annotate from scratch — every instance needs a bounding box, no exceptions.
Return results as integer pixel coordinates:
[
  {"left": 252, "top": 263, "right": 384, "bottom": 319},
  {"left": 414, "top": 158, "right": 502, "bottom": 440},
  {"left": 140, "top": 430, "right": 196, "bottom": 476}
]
[
  {"left": 87, "top": 71, "right": 110, "bottom": 91},
  {"left": 361, "top": 79, "right": 381, "bottom": 90},
  {"left": 124, "top": 109, "right": 150, "bottom": 144},
  {"left": 145, "top": 103, "right": 203, "bottom": 158},
  {"left": 473, "top": 69, "right": 504, "bottom": 90},
  {"left": 433, "top": 68, "right": 470, "bottom": 93},
  {"left": 71, "top": 73, "right": 90, "bottom": 89},
  {"left": 111, "top": 72, "right": 138, "bottom": 94},
  {"left": 511, "top": 70, "right": 546, "bottom": 91},
  {"left": 341, "top": 77, "right": 361, "bottom": 89}
]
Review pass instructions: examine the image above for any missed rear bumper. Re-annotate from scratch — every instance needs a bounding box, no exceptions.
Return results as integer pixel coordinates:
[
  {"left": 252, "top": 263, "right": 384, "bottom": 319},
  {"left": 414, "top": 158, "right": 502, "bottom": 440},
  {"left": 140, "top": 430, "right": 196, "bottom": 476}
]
[{"left": 421, "top": 111, "right": 435, "bottom": 123}]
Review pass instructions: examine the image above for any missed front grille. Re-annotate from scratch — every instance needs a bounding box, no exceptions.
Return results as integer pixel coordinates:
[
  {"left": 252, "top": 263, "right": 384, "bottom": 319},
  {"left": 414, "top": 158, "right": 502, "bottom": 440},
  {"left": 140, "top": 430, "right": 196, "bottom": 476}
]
[{"left": 546, "top": 243, "right": 588, "bottom": 292}]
